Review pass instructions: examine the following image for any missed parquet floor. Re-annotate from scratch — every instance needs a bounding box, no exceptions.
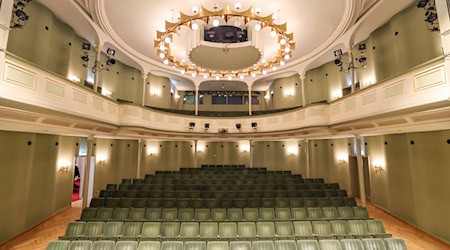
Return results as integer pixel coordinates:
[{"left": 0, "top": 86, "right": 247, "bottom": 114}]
[{"left": 1, "top": 199, "right": 448, "bottom": 250}]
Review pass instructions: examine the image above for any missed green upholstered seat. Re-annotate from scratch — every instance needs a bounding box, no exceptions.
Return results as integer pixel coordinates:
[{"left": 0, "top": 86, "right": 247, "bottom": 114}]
[
  {"left": 293, "top": 221, "right": 314, "bottom": 240},
  {"left": 227, "top": 208, "right": 243, "bottom": 221},
  {"left": 80, "top": 221, "right": 105, "bottom": 240},
  {"left": 306, "top": 207, "right": 323, "bottom": 220},
  {"left": 361, "top": 238, "right": 387, "bottom": 250},
  {"left": 59, "top": 222, "right": 86, "bottom": 240},
  {"left": 340, "top": 239, "right": 364, "bottom": 250},
  {"left": 80, "top": 208, "right": 97, "bottom": 220},
  {"left": 256, "top": 222, "right": 276, "bottom": 240},
  {"left": 352, "top": 207, "right": 370, "bottom": 219},
  {"left": 230, "top": 241, "right": 251, "bottom": 250},
  {"left": 199, "top": 222, "right": 219, "bottom": 240},
  {"left": 211, "top": 209, "right": 226, "bottom": 221},
  {"left": 347, "top": 220, "right": 371, "bottom": 239},
  {"left": 100, "top": 222, "right": 124, "bottom": 241},
  {"left": 366, "top": 220, "right": 392, "bottom": 238},
  {"left": 274, "top": 221, "right": 295, "bottom": 240},
  {"left": 184, "top": 241, "right": 206, "bottom": 250},
  {"left": 207, "top": 242, "right": 229, "bottom": 250},
  {"left": 329, "top": 198, "right": 345, "bottom": 207},
  {"left": 194, "top": 209, "right": 210, "bottom": 221},
  {"left": 218, "top": 222, "right": 237, "bottom": 241},
  {"left": 330, "top": 220, "right": 352, "bottom": 239},
  {"left": 178, "top": 209, "right": 195, "bottom": 222},
  {"left": 316, "top": 197, "right": 331, "bottom": 207},
  {"left": 128, "top": 208, "right": 146, "bottom": 221},
  {"left": 296, "top": 240, "right": 320, "bottom": 250},
  {"left": 161, "top": 222, "right": 180, "bottom": 240},
  {"left": 274, "top": 240, "right": 297, "bottom": 250},
  {"left": 113, "top": 208, "right": 130, "bottom": 221},
  {"left": 237, "top": 222, "right": 257, "bottom": 241},
  {"left": 322, "top": 207, "right": 339, "bottom": 220},
  {"left": 115, "top": 241, "right": 138, "bottom": 250},
  {"left": 311, "top": 221, "right": 334, "bottom": 240},
  {"left": 162, "top": 209, "right": 178, "bottom": 221},
  {"left": 47, "top": 241, "right": 70, "bottom": 250},
  {"left": 141, "top": 222, "right": 161, "bottom": 241},
  {"left": 384, "top": 239, "right": 407, "bottom": 250},
  {"left": 120, "top": 222, "right": 143, "bottom": 241},
  {"left": 68, "top": 240, "right": 92, "bottom": 250},
  {"left": 243, "top": 208, "right": 259, "bottom": 221},
  {"left": 259, "top": 208, "right": 276, "bottom": 221},
  {"left": 92, "top": 241, "right": 116, "bottom": 250},
  {"left": 180, "top": 222, "right": 200, "bottom": 240},
  {"left": 291, "top": 208, "right": 307, "bottom": 220},
  {"left": 161, "top": 241, "right": 183, "bottom": 250},
  {"left": 275, "top": 208, "right": 291, "bottom": 221},
  {"left": 318, "top": 240, "right": 343, "bottom": 250},
  {"left": 96, "top": 208, "right": 114, "bottom": 221},
  {"left": 337, "top": 207, "right": 354, "bottom": 220},
  {"left": 252, "top": 241, "right": 274, "bottom": 250}
]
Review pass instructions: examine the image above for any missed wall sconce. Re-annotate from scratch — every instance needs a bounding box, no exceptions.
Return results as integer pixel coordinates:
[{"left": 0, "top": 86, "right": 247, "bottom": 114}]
[
  {"left": 197, "top": 145, "right": 205, "bottom": 152},
  {"left": 264, "top": 94, "right": 271, "bottom": 100},
  {"left": 57, "top": 160, "right": 71, "bottom": 174},
  {"left": 175, "top": 94, "right": 181, "bottom": 99},
  {"left": 338, "top": 154, "right": 347, "bottom": 163},
  {"left": 240, "top": 144, "right": 250, "bottom": 153},
  {"left": 97, "top": 154, "right": 107, "bottom": 165},
  {"left": 284, "top": 89, "right": 294, "bottom": 97},
  {"left": 287, "top": 147, "right": 297, "bottom": 156},
  {"left": 147, "top": 147, "right": 157, "bottom": 156},
  {"left": 332, "top": 90, "right": 343, "bottom": 100},
  {"left": 101, "top": 88, "right": 112, "bottom": 97},
  {"left": 373, "top": 160, "right": 385, "bottom": 173},
  {"left": 68, "top": 75, "right": 81, "bottom": 83},
  {"left": 152, "top": 90, "right": 161, "bottom": 96}
]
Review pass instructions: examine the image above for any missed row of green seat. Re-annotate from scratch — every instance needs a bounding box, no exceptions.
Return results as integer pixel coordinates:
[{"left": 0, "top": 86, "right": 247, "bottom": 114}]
[
  {"left": 98, "top": 189, "right": 348, "bottom": 200},
  {"left": 48, "top": 238, "right": 407, "bottom": 250},
  {"left": 89, "top": 197, "right": 355, "bottom": 209},
  {"left": 80, "top": 207, "right": 369, "bottom": 222},
  {"left": 140, "top": 175, "right": 307, "bottom": 180},
  {"left": 110, "top": 183, "right": 338, "bottom": 191},
  {"left": 59, "top": 220, "right": 389, "bottom": 242},
  {"left": 90, "top": 197, "right": 355, "bottom": 209}
]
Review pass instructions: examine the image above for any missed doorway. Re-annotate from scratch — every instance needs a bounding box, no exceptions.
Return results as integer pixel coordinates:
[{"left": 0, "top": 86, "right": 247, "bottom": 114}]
[
  {"left": 349, "top": 156, "right": 371, "bottom": 200},
  {"left": 72, "top": 156, "right": 86, "bottom": 204}
]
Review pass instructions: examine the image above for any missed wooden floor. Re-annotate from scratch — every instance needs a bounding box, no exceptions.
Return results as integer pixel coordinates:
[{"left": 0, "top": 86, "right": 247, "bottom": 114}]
[{"left": 1, "top": 199, "right": 448, "bottom": 250}]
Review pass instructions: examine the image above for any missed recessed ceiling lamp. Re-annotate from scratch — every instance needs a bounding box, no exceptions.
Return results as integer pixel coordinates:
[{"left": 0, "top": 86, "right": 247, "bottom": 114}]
[
  {"left": 192, "top": 72, "right": 197, "bottom": 77},
  {"left": 203, "top": 74, "right": 208, "bottom": 79},
  {"left": 155, "top": 5, "right": 295, "bottom": 78},
  {"left": 262, "top": 70, "right": 267, "bottom": 75},
  {"left": 212, "top": 19, "right": 220, "bottom": 27},
  {"left": 228, "top": 76, "right": 233, "bottom": 80},
  {"left": 215, "top": 76, "right": 220, "bottom": 80},
  {"left": 235, "top": 3, "right": 241, "bottom": 10},
  {"left": 255, "top": 23, "right": 262, "bottom": 31},
  {"left": 192, "top": 6, "right": 199, "bottom": 14},
  {"left": 181, "top": 69, "right": 186, "bottom": 74},
  {"left": 280, "top": 61, "right": 285, "bottom": 66},
  {"left": 164, "top": 59, "right": 169, "bottom": 65},
  {"left": 240, "top": 75, "right": 245, "bottom": 80},
  {"left": 159, "top": 52, "right": 165, "bottom": 59},
  {"left": 270, "top": 30, "right": 277, "bottom": 38},
  {"left": 272, "top": 66, "right": 277, "bottom": 71}
]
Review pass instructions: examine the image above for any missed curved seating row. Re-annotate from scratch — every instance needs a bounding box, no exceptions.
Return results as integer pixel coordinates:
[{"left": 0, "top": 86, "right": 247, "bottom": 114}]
[
  {"left": 108, "top": 183, "right": 339, "bottom": 191},
  {"left": 59, "top": 220, "right": 389, "bottom": 242},
  {"left": 79, "top": 207, "right": 369, "bottom": 222},
  {"left": 89, "top": 197, "right": 356, "bottom": 209},
  {"left": 48, "top": 238, "right": 407, "bottom": 250},
  {"left": 98, "top": 190, "right": 349, "bottom": 200}
]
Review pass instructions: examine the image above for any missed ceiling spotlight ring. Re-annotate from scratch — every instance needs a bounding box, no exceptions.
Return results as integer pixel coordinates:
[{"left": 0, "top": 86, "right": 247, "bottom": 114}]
[{"left": 154, "top": 5, "right": 295, "bottom": 79}]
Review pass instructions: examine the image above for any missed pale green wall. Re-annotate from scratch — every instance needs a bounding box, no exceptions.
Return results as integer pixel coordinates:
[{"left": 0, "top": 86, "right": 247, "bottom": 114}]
[
  {"left": 305, "top": 3, "right": 442, "bottom": 103},
  {"left": 145, "top": 74, "right": 173, "bottom": 108},
  {"left": 7, "top": 1, "right": 87, "bottom": 84},
  {"left": 252, "top": 141, "right": 306, "bottom": 175},
  {"left": 92, "top": 139, "right": 138, "bottom": 197},
  {"left": 179, "top": 92, "right": 265, "bottom": 112},
  {"left": 0, "top": 131, "right": 79, "bottom": 244},
  {"left": 364, "top": 131, "right": 450, "bottom": 243},
  {"left": 272, "top": 74, "right": 303, "bottom": 109}
]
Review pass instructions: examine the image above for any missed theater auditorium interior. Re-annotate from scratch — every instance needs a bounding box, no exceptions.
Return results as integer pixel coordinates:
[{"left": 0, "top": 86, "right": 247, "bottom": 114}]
[{"left": 0, "top": 0, "right": 449, "bottom": 249}]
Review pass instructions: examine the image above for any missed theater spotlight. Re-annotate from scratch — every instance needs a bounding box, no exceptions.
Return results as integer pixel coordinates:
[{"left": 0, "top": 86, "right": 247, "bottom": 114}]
[
  {"left": 236, "top": 123, "right": 242, "bottom": 130},
  {"left": 81, "top": 43, "right": 117, "bottom": 73},
  {"left": 205, "top": 123, "right": 210, "bottom": 131},
  {"left": 251, "top": 122, "right": 257, "bottom": 131},
  {"left": 189, "top": 122, "right": 196, "bottom": 130},
  {"left": 10, "top": 0, "right": 33, "bottom": 29}
]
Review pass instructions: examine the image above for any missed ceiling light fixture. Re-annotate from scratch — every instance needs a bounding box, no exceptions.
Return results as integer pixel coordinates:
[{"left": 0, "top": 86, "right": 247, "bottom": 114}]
[
  {"left": 192, "top": 6, "right": 199, "bottom": 14},
  {"left": 155, "top": 5, "right": 295, "bottom": 78}
]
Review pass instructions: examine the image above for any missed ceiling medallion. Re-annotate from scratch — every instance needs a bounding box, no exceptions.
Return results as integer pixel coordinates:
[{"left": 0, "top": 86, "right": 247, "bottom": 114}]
[{"left": 154, "top": 5, "right": 295, "bottom": 79}]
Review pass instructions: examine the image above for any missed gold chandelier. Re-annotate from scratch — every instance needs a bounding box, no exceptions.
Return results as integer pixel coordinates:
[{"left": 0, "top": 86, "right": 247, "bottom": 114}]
[{"left": 154, "top": 5, "right": 295, "bottom": 79}]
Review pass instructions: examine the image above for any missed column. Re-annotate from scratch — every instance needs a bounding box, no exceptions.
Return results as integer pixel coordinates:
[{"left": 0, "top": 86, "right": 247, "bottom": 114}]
[
  {"left": 435, "top": 0, "right": 450, "bottom": 97},
  {"left": 249, "top": 140, "right": 254, "bottom": 168},
  {"left": 0, "top": 0, "right": 15, "bottom": 92},
  {"left": 136, "top": 139, "right": 143, "bottom": 178},
  {"left": 347, "top": 46, "right": 356, "bottom": 93},
  {"left": 141, "top": 73, "right": 147, "bottom": 107},
  {"left": 355, "top": 135, "right": 367, "bottom": 207},
  {"left": 82, "top": 136, "right": 94, "bottom": 209},
  {"left": 300, "top": 74, "right": 306, "bottom": 107},
  {"left": 195, "top": 86, "right": 199, "bottom": 116},
  {"left": 93, "top": 44, "right": 102, "bottom": 93},
  {"left": 305, "top": 139, "right": 310, "bottom": 178},
  {"left": 248, "top": 86, "right": 252, "bottom": 116},
  {"left": 194, "top": 140, "right": 198, "bottom": 168}
]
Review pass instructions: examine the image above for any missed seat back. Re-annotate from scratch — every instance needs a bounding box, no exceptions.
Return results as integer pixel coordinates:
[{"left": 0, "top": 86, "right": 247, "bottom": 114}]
[
  {"left": 237, "top": 222, "right": 256, "bottom": 239},
  {"left": 161, "top": 241, "right": 183, "bottom": 250},
  {"left": 230, "top": 241, "right": 251, "bottom": 250},
  {"left": 47, "top": 241, "right": 70, "bottom": 250},
  {"left": 92, "top": 240, "right": 116, "bottom": 250},
  {"left": 306, "top": 207, "right": 323, "bottom": 220},
  {"left": 178, "top": 209, "right": 194, "bottom": 222},
  {"left": 330, "top": 221, "right": 350, "bottom": 236},
  {"left": 162, "top": 208, "right": 178, "bottom": 221},
  {"left": 243, "top": 208, "right": 259, "bottom": 221},
  {"left": 64, "top": 222, "right": 86, "bottom": 236},
  {"left": 116, "top": 241, "right": 138, "bottom": 250},
  {"left": 161, "top": 222, "right": 180, "bottom": 238},
  {"left": 259, "top": 208, "right": 275, "bottom": 221},
  {"left": 80, "top": 208, "right": 97, "bottom": 220},
  {"left": 96, "top": 208, "right": 114, "bottom": 220},
  {"left": 211, "top": 209, "right": 226, "bottom": 221},
  {"left": 194, "top": 209, "right": 211, "bottom": 221},
  {"left": 145, "top": 208, "right": 162, "bottom": 221},
  {"left": 103, "top": 222, "right": 124, "bottom": 237},
  {"left": 384, "top": 239, "right": 407, "bottom": 250},
  {"left": 256, "top": 222, "right": 275, "bottom": 238},
  {"left": 122, "top": 222, "right": 143, "bottom": 237},
  {"left": 337, "top": 207, "right": 354, "bottom": 220},
  {"left": 113, "top": 208, "right": 130, "bottom": 220},
  {"left": 340, "top": 239, "right": 364, "bottom": 250},
  {"left": 141, "top": 222, "right": 161, "bottom": 238},
  {"left": 275, "top": 208, "right": 291, "bottom": 221},
  {"left": 293, "top": 221, "right": 313, "bottom": 238},
  {"left": 138, "top": 241, "right": 161, "bottom": 250},
  {"left": 366, "top": 220, "right": 387, "bottom": 234},
  {"left": 219, "top": 222, "right": 237, "bottom": 239},
  {"left": 290, "top": 208, "right": 307, "bottom": 220},
  {"left": 275, "top": 222, "right": 294, "bottom": 238},
  {"left": 227, "top": 208, "right": 243, "bottom": 221},
  {"left": 200, "top": 222, "right": 219, "bottom": 239},
  {"left": 252, "top": 241, "right": 274, "bottom": 250},
  {"left": 207, "top": 242, "right": 229, "bottom": 250},
  {"left": 361, "top": 239, "right": 387, "bottom": 250},
  {"left": 318, "top": 240, "right": 343, "bottom": 250},
  {"left": 84, "top": 222, "right": 105, "bottom": 237},
  {"left": 348, "top": 220, "right": 369, "bottom": 236},
  {"left": 322, "top": 207, "right": 338, "bottom": 220},
  {"left": 184, "top": 242, "right": 206, "bottom": 250},
  {"left": 353, "top": 207, "right": 370, "bottom": 219},
  {"left": 311, "top": 221, "right": 332, "bottom": 237},
  {"left": 274, "top": 240, "right": 296, "bottom": 250},
  {"left": 296, "top": 240, "right": 320, "bottom": 250},
  {"left": 180, "top": 222, "right": 199, "bottom": 239}
]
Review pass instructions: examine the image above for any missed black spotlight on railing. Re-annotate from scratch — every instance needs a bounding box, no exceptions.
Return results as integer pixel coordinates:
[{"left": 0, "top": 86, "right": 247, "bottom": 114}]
[
  {"left": 80, "top": 42, "right": 116, "bottom": 73},
  {"left": 204, "top": 123, "right": 210, "bottom": 131},
  {"left": 417, "top": 0, "right": 440, "bottom": 32},
  {"left": 10, "top": 0, "right": 32, "bottom": 29},
  {"left": 189, "top": 122, "right": 196, "bottom": 130},
  {"left": 236, "top": 123, "right": 242, "bottom": 130},
  {"left": 251, "top": 122, "right": 257, "bottom": 132}
]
